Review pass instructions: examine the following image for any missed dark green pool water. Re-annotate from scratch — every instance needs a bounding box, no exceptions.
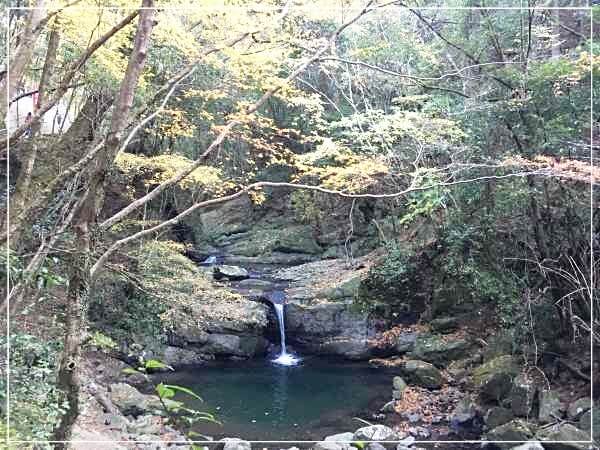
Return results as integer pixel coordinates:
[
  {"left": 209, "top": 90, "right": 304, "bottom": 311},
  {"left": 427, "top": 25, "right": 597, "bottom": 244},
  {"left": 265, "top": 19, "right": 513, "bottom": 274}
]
[{"left": 156, "top": 357, "right": 391, "bottom": 441}]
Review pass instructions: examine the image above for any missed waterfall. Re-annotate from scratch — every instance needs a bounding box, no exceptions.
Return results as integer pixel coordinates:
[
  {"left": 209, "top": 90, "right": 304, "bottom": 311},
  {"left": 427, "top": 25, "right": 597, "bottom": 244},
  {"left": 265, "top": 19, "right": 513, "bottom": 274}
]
[{"left": 272, "top": 303, "right": 300, "bottom": 366}]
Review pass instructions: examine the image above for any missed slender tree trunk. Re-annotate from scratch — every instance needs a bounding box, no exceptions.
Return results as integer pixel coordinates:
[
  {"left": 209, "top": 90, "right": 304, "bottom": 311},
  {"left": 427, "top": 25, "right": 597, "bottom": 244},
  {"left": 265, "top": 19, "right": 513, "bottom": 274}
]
[{"left": 9, "top": 25, "right": 61, "bottom": 249}]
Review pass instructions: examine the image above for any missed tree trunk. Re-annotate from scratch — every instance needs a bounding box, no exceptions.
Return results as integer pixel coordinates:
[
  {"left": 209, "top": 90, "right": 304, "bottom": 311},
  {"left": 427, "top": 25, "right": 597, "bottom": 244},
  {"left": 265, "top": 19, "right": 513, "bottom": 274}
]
[{"left": 52, "top": 2, "right": 156, "bottom": 444}]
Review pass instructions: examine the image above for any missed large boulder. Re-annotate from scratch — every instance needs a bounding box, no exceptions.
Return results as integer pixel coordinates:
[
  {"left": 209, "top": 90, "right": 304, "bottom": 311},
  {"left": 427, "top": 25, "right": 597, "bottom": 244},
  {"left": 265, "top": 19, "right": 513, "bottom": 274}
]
[
  {"left": 473, "top": 355, "right": 519, "bottom": 402},
  {"left": 109, "top": 383, "right": 162, "bottom": 416},
  {"left": 567, "top": 397, "right": 592, "bottom": 420},
  {"left": 578, "top": 406, "right": 599, "bottom": 441},
  {"left": 484, "top": 406, "right": 515, "bottom": 429},
  {"left": 510, "top": 374, "right": 538, "bottom": 417},
  {"left": 213, "top": 265, "right": 249, "bottom": 280},
  {"left": 401, "top": 360, "right": 445, "bottom": 389},
  {"left": 536, "top": 423, "right": 591, "bottom": 449},
  {"left": 314, "top": 443, "right": 352, "bottom": 450},
  {"left": 395, "top": 331, "right": 418, "bottom": 353},
  {"left": 450, "top": 397, "right": 479, "bottom": 428},
  {"left": 484, "top": 419, "right": 535, "bottom": 450},
  {"left": 429, "top": 317, "right": 460, "bottom": 334},
  {"left": 354, "top": 425, "right": 399, "bottom": 441},
  {"left": 538, "top": 389, "right": 564, "bottom": 424},
  {"left": 410, "top": 334, "right": 471, "bottom": 367}
]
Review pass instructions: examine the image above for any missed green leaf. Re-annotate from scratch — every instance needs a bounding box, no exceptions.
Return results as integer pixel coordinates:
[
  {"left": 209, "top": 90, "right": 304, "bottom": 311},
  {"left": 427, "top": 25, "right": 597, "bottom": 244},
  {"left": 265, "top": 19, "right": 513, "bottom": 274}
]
[
  {"left": 156, "top": 382, "right": 175, "bottom": 399},
  {"left": 121, "top": 367, "right": 140, "bottom": 375},
  {"left": 144, "top": 359, "right": 173, "bottom": 371},
  {"left": 162, "top": 384, "right": 203, "bottom": 401}
]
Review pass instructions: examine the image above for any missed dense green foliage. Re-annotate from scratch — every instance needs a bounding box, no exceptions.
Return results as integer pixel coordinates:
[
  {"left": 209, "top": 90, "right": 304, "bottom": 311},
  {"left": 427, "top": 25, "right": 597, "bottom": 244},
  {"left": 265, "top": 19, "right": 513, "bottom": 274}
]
[{"left": 0, "top": 334, "right": 66, "bottom": 443}]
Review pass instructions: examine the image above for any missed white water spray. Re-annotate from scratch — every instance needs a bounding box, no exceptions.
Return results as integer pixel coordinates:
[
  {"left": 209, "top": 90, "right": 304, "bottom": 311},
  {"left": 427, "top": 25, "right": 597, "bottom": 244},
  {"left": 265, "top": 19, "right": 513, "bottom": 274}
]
[{"left": 272, "top": 303, "right": 300, "bottom": 366}]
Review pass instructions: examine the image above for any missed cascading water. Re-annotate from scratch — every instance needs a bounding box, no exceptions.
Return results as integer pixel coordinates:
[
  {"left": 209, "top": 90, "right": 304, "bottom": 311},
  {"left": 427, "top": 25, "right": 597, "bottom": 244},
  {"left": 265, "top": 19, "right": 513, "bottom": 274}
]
[{"left": 272, "top": 302, "right": 300, "bottom": 366}]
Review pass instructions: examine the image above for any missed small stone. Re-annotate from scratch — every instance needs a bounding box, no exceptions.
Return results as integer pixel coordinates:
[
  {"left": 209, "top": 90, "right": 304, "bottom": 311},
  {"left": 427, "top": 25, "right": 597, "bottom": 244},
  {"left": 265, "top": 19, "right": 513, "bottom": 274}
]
[
  {"left": 380, "top": 400, "right": 396, "bottom": 413},
  {"left": 367, "top": 443, "right": 386, "bottom": 450},
  {"left": 430, "top": 317, "right": 459, "bottom": 333},
  {"left": 324, "top": 432, "right": 354, "bottom": 442},
  {"left": 354, "top": 424, "right": 399, "bottom": 441},
  {"left": 397, "top": 436, "right": 415, "bottom": 448},
  {"left": 407, "top": 413, "right": 422, "bottom": 423},
  {"left": 393, "top": 376, "right": 408, "bottom": 392},
  {"left": 220, "top": 438, "right": 252, "bottom": 450},
  {"left": 509, "top": 442, "right": 544, "bottom": 450},
  {"left": 408, "top": 426, "right": 430, "bottom": 439}
]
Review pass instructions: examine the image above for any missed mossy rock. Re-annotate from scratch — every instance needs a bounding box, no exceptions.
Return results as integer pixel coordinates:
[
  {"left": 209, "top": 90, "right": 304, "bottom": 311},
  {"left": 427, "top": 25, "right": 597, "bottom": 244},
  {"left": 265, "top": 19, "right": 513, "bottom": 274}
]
[
  {"left": 320, "top": 275, "right": 362, "bottom": 300},
  {"left": 410, "top": 334, "right": 471, "bottom": 367},
  {"left": 484, "top": 419, "right": 535, "bottom": 450},
  {"left": 472, "top": 355, "right": 520, "bottom": 402},
  {"left": 536, "top": 423, "right": 591, "bottom": 450},
  {"left": 401, "top": 360, "right": 445, "bottom": 389}
]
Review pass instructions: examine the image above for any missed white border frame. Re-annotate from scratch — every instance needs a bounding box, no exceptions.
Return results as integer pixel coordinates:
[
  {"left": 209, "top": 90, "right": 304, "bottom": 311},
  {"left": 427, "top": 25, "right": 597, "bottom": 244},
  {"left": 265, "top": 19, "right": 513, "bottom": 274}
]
[{"left": 3, "top": 1, "right": 595, "bottom": 448}]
